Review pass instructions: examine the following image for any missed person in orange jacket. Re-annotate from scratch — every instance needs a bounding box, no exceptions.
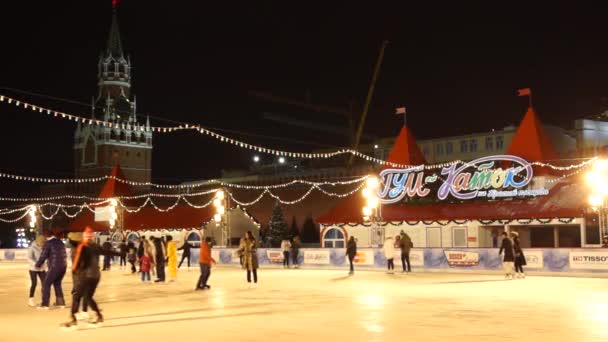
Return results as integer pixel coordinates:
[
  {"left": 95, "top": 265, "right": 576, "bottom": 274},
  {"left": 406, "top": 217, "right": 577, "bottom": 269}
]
[{"left": 195, "top": 239, "right": 216, "bottom": 290}]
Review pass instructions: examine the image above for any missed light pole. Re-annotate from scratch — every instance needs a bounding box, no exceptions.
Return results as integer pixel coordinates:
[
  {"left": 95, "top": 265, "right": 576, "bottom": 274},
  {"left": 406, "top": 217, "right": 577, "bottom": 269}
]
[
  {"left": 586, "top": 159, "right": 608, "bottom": 239},
  {"left": 362, "top": 176, "right": 383, "bottom": 247},
  {"left": 213, "top": 189, "right": 229, "bottom": 246}
]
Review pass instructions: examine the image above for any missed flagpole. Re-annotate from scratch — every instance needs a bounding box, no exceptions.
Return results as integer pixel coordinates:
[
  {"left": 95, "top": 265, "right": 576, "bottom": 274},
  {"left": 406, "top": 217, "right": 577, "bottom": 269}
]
[{"left": 529, "top": 91, "right": 533, "bottom": 108}]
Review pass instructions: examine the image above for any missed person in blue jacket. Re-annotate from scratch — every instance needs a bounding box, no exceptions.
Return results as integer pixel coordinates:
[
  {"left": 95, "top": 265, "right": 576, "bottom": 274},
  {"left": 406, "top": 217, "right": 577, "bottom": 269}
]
[{"left": 35, "top": 230, "right": 67, "bottom": 309}]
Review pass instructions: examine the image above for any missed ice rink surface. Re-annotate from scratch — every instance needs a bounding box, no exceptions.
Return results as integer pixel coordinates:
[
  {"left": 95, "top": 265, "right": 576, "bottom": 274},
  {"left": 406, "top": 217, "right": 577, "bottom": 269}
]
[{"left": 1, "top": 263, "right": 607, "bottom": 342}]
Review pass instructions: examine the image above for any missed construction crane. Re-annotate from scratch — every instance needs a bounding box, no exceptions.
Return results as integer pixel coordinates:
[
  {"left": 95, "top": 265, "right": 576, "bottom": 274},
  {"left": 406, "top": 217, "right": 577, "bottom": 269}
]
[{"left": 348, "top": 40, "right": 389, "bottom": 165}]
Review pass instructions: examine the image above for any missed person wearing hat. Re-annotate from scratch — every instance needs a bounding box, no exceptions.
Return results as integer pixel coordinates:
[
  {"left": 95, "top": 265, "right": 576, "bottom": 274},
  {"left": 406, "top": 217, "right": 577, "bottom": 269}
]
[
  {"left": 61, "top": 227, "right": 120, "bottom": 329},
  {"left": 511, "top": 231, "right": 527, "bottom": 279}
]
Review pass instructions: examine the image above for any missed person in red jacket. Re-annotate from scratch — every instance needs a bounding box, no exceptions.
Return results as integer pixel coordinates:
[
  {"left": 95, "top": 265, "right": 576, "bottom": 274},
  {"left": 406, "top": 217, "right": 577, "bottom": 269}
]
[{"left": 196, "top": 240, "right": 216, "bottom": 290}]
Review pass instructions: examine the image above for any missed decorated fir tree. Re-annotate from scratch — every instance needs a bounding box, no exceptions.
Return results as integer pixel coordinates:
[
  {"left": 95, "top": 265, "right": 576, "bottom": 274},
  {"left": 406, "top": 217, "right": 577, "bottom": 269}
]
[{"left": 268, "top": 202, "right": 290, "bottom": 247}]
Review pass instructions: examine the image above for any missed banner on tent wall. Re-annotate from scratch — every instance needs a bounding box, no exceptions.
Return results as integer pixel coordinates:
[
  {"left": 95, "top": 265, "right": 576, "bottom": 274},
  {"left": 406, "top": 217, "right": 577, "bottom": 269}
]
[
  {"left": 569, "top": 250, "right": 608, "bottom": 270},
  {"left": 522, "top": 250, "right": 544, "bottom": 269}
]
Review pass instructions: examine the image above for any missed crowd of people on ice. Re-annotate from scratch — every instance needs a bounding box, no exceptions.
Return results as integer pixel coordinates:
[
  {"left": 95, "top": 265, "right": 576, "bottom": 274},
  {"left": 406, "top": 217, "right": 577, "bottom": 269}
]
[
  {"left": 26, "top": 227, "right": 261, "bottom": 330},
  {"left": 25, "top": 226, "right": 608, "bottom": 329}
]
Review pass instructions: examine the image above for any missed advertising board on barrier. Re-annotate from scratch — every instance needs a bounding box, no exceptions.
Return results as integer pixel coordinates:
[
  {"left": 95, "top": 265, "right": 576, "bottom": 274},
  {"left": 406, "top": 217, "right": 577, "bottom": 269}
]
[
  {"left": 304, "top": 250, "right": 330, "bottom": 265},
  {"left": 0, "top": 249, "right": 28, "bottom": 261},
  {"left": 569, "top": 250, "right": 608, "bottom": 270},
  {"left": 393, "top": 250, "right": 424, "bottom": 267},
  {"left": 522, "top": 250, "right": 543, "bottom": 269},
  {"left": 444, "top": 250, "right": 480, "bottom": 267},
  {"left": 353, "top": 250, "right": 374, "bottom": 265},
  {"left": 266, "top": 250, "right": 284, "bottom": 263}
]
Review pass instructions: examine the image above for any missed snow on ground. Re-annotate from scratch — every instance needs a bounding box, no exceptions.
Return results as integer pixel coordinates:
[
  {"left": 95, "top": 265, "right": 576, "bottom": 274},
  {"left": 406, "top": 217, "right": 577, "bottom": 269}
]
[{"left": 1, "top": 262, "right": 607, "bottom": 342}]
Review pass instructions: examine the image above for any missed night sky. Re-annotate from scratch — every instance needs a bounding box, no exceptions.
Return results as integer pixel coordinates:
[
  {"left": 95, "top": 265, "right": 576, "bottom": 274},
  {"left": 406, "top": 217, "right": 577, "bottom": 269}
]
[{"left": 1, "top": 1, "right": 607, "bottom": 185}]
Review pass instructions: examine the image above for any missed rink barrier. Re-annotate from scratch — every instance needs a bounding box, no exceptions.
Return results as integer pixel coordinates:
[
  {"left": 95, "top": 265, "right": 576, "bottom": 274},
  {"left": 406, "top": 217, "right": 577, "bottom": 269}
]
[{"left": 2, "top": 247, "right": 608, "bottom": 273}]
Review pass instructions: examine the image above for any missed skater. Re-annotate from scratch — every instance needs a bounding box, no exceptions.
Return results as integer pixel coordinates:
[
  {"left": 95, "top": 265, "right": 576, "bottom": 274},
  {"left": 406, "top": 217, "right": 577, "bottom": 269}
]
[
  {"left": 499, "top": 231, "right": 515, "bottom": 280},
  {"left": 67, "top": 233, "right": 89, "bottom": 319},
  {"left": 102, "top": 239, "right": 112, "bottom": 271},
  {"left": 383, "top": 236, "right": 395, "bottom": 274},
  {"left": 196, "top": 239, "right": 216, "bottom": 290},
  {"left": 238, "top": 231, "right": 259, "bottom": 287},
  {"left": 35, "top": 231, "right": 67, "bottom": 309},
  {"left": 27, "top": 235, "right": 47, "bottom": 307},
  {"left": 152, "top": 236, "right": 166, "bottom": 282},
  {"left": 139, "top": 251, "right": 152, "bottom": 283},
  {"left": 118, "top": 239, "right": 127, "bottom": 269},
  {"left": 398, "top": 233, "right": 413, "bottom": 272},
  {"left": 166, "top": 235, "right": 177, "bottom": 281},
  {"left": 292, "top": 236, "right": 301, "bottom": 268},
  {"left": 136, "top": 236, "right": 146, "bottom": 271},
  {"left": 602, "top": 236, "right": 608, "bottom": 248},
  {"left": 178, "top": 240, "right": 192, "bottom": 269},
  {"left": 127, "top": 240, "right": 137, "bottom": 274},
  {"left": 281, "top": 238, "right": 291, "bottom": 268},
  {"left": 346, "top": 236, "right": 357, "bottom": 275},
  {"left": 61, "top": 227, "right": 119, "bottom": 329},
  {"left": 512, "top": 232, "right": 527, "bottom": 278}
]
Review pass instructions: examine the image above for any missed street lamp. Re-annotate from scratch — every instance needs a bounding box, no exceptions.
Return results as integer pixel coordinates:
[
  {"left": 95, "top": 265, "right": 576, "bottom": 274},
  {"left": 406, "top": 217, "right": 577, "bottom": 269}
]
[
  {"left": 362, "top": 176, "right": 383, "bottom": 246},
  {"left": 253, "top": 155, "right": 260, "bottom": 163},
  {"left": 278, "top": 157, "right": 285, "bottom": 164},
  {"left": 586, "top": 159, "right": 608, "bottom": 239}
]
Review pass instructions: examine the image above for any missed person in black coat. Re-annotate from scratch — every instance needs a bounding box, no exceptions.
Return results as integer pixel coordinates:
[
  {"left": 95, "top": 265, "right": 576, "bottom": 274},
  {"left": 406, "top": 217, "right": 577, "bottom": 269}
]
[
  {"left": 35, "top": 231, "right": 67, "bottom": 309},
  {"left": 102, "top": 240, "right": 112, "bottom": 271},
  {"left": 178, "top": 240, "right": 192, "bottom": 268},
  {"left": 61, "top": 227, "right": 121, "bottom": 329},
  {"left": 346, "top": 236, "right": 357, "bottom": 275},
  {"left": 152, "top": 237, "right": 166, "bottom": 282},
  {"left": 511, "top": 232, "right": 527, "bottom": 278},
  {"left": 498, "top": 231, "right": 515, "bottom": 280}
]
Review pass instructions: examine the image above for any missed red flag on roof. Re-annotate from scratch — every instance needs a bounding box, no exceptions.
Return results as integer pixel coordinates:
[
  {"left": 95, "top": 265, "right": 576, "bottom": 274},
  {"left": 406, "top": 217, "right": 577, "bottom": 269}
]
[
  {"left": 395, "top": 107, "right": 406, "bottom": 114},
  {"left": 517, "top": 88, "right": 531, "bottom": 96}
]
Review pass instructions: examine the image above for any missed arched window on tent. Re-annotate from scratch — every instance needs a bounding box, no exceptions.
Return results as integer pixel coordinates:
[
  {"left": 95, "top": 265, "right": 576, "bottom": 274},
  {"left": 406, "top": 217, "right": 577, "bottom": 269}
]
[
  {"left": 323, "top": 227, "right": 346, "bottom": 248},
  {"left": 186, "top": 231, "right": 201, "bottom": 248},
  {"left": 84, "top": 136, "right": 95, "bottom": 164},
  {"left": 120, "top": 130, "right": 127, "bottom": 141},
  {"left": 110, "top": 130, "right": 117, "bottom": 141},
  {"left": 127, "top": 232, "right": 140, "bottom": 243}
]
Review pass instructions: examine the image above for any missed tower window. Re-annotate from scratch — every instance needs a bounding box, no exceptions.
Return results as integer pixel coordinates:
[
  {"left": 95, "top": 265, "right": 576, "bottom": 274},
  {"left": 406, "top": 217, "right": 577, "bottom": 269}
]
[
  {"left": 120, "top": 131, "right": 126, "bottom": 141},
  {"left": 131, "top": 132, "right": 137, "bottom": 143},
  {"left": 84, "top": 137, "right": 95, "bottom": 164},
  {"left": 110, "top": 130, "right": 117, "bottom": 140},
  {"left": 140, "top": 135, "right": 146, "bottom": 144}
]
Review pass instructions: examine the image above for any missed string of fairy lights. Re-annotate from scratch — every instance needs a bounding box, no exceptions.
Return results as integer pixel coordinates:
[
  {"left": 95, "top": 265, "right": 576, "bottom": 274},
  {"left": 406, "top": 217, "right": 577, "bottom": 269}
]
[{"left": 0, "top": 94, "right": 595, "bottom": 170}]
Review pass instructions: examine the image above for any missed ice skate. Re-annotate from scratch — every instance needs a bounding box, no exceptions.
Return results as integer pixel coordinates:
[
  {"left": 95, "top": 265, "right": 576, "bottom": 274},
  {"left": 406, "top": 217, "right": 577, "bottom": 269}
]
[
  {"left": 88, "top": 313, "right": 104, "bottom": 328},
  {"left": 37, "top": 305, "right": 50, "bottom": 310},
  {"left": 59, "top": 320, "right": 78, "bottom": 331},
  {"left": 28, "top": 298, "right": 35, "bottom": 307}
]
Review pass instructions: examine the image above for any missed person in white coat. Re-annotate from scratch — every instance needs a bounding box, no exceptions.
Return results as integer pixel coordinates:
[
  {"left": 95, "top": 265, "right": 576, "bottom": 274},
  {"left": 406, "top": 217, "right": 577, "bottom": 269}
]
[
  {"left": 280, "top": 239, "right": 291, "bottom": 268},
  {"left": 27, "top": 236, "right": 47, "bottom": 306},
  {"left": 383, "top": 236, "right": 396, "bottom": 274}
]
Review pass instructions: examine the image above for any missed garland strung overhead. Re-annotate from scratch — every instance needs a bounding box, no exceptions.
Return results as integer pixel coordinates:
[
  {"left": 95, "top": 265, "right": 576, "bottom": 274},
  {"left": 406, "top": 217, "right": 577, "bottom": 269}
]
[
  {"left": 0, "top": 95, "right": 594, "bottom": 170},
  {"left": 323, "top": 217, "right": 576, "bottom": 227}
]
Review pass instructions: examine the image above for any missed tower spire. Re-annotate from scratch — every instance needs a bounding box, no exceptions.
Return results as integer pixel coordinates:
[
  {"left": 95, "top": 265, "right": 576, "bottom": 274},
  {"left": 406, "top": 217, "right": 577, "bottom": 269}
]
[{"left": 106, "top": 1, "right": 123, "bottom": 58}]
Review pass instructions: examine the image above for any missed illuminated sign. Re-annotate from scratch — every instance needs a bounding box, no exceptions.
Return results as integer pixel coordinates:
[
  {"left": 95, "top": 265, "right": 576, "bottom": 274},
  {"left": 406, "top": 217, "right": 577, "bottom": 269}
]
[{"left": 378, "top": 155, "right": 548, "bottom": 204}]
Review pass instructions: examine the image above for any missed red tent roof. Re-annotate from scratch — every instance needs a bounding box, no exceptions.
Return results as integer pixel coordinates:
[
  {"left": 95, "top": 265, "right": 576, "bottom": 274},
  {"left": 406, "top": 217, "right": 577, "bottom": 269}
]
[
  {"left": 505, "top": 106, "right": 558, "bottom": 162},
  {"left": 98, "top": 165, "right": 133, "bottom": 198},
  {"left": 385, "top": 125, "right": 426, "bottom": 168},
  {"left": 68, "top": 203, "right": 216, "bottom": 232},
  {"left": 316, "top": 182, "right": 585, "bottom": 224}
]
